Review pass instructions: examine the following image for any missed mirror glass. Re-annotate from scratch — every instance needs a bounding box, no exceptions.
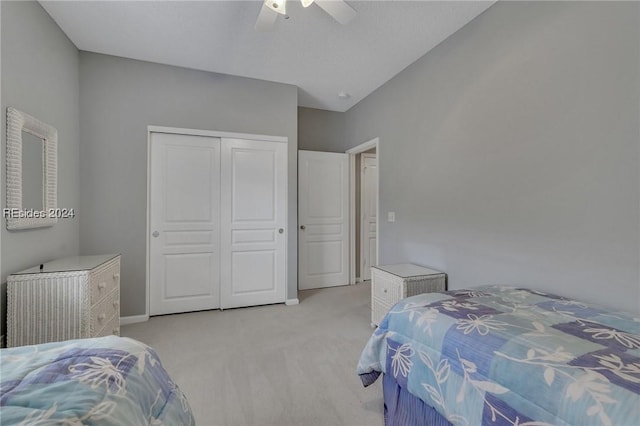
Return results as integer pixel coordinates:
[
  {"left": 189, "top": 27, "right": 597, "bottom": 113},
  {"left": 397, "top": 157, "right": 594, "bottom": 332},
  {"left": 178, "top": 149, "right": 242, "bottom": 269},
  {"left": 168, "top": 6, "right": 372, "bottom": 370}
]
[{"left": 21, "top": 131, "right": 44, "bottom": 211}]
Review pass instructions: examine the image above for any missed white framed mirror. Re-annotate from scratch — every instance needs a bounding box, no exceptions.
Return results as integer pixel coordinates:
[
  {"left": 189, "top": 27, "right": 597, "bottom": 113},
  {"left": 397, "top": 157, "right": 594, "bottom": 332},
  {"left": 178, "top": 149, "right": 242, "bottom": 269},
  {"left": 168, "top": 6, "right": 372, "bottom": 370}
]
[{"left": 6, "top": 107, "right": 58, "bottom": 230}]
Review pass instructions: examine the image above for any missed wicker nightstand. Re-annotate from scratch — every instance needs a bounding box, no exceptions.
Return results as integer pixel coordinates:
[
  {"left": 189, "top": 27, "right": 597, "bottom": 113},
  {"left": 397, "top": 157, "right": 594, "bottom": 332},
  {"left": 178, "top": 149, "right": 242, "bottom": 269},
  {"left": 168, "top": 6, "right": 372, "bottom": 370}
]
[
  {"left": 371, "top": 263, "right": 446, "bottom": 326},
  {"left": 7, "top": 254, "right": 121, "bottom": 347}
]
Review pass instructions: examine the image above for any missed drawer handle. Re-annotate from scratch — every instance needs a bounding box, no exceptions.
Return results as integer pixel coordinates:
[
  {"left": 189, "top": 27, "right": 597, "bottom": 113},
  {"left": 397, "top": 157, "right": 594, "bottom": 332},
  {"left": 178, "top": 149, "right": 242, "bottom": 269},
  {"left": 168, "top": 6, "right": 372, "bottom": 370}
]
[
  {"left": 383, "top": 288, "right": 388, "bottom": 293},
  {"left": 113, "top": 273, "right": 120, "bottom": 281},
  {"left": 98, "top": 313, "right": 106, "bottom": 322},
  {"left": 98, "top": 282, "right": 106, "bottom": 290}
]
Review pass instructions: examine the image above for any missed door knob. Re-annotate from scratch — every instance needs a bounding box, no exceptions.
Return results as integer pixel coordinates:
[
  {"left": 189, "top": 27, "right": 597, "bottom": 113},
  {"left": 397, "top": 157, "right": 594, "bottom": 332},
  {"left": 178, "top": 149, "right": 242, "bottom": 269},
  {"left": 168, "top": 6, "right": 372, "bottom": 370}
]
[
  {"left": 279, "top": 228, "right": 284, "bottom": 234},
  {"left": 152, "top": 231, "right": 159, "bottom": 238},
  {"left": 300, "top": 225, "right": 306, "bottom": 230}
]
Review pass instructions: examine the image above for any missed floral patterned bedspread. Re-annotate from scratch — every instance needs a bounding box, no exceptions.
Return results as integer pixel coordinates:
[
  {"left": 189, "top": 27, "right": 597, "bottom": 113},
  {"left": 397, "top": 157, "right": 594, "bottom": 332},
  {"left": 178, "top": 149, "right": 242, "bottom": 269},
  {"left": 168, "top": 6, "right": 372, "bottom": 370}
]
[
  {"left": 0, "top": 336, "right": 194, "bottom": 425},
  {"left": 357, "top": 286, "right": 640, "bottom": 426}
]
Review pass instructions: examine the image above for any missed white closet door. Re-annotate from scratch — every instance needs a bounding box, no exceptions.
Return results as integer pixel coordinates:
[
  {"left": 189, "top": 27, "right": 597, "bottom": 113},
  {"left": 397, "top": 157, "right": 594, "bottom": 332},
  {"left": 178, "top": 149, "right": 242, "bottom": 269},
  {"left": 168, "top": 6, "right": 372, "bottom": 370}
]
[
  {"left": 298, "top": 150, "right": 349, "bottom": 290},
  {"left": 149, "top": 133, "right": 220, "bottom": 315},
  {"left": 220, "top": 138, "right": 287, "bottom": 309}
]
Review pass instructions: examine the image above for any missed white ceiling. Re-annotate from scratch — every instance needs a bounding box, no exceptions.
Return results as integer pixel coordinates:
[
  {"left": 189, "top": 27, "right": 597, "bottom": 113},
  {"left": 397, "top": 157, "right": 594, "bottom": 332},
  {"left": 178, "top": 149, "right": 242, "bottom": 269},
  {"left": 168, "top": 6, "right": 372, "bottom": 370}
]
[{"left": 40, "top": 1, "right": 494, "bottom": 112}]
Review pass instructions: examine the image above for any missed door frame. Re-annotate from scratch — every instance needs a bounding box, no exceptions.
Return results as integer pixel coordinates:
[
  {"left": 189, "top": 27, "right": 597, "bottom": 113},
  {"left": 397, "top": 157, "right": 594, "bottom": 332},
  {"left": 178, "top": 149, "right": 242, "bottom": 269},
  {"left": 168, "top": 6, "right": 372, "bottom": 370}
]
[
  {"left": 360, "top": 152, "right": 377, "bottom": 282},
  {"left": 145, "top": 126, "right": 287, "bottom": 321},
  {"left": 346, "top": 137, "right": 379, "bottom": 284}
]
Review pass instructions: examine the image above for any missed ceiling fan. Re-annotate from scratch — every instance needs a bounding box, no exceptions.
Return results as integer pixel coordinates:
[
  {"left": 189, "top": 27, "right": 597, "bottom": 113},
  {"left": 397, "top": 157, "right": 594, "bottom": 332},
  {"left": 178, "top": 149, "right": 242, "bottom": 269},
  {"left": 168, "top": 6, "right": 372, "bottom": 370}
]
[{"left": 255, "top": 0, "right": 356, "bottom": 31}]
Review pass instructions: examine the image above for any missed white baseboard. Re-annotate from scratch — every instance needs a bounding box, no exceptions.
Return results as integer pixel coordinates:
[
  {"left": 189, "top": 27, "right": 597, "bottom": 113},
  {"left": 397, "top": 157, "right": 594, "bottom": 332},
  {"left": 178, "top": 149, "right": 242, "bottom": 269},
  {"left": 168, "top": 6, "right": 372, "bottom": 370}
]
[
  {"left": 120, "top": 314, "right": 149, "bottom": 325},
  {"left": 285, "top": 298, "right": 299, "bottom": 306}
]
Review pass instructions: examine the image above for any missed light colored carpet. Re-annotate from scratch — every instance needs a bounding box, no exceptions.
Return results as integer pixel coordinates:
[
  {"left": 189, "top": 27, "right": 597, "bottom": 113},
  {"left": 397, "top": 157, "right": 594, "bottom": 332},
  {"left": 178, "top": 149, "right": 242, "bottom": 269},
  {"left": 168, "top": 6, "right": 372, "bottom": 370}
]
[{"left": 121, "top": 282, "right": 384, "bottom": 426}]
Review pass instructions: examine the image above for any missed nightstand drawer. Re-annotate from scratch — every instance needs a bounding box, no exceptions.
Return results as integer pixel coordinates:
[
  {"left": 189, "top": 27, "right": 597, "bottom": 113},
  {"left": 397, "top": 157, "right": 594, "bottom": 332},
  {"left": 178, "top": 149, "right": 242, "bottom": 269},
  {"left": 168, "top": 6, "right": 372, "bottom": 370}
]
[
  {"left": 372, "top": 298, "right": 393, "bottom": 326},
  {"left": 372, "top": 272, "right": 401, "bottom": 304}
]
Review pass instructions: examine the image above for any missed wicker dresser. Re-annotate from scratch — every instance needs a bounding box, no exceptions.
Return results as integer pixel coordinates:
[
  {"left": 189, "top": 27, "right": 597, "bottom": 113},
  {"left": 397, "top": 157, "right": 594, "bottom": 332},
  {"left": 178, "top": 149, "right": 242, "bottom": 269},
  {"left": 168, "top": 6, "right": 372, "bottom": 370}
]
[
  {"left": 371, "top": 263, "right": 446, "bottom": 326},
  {"left": 7, "top": 254, "right": 121, "bottom": 347}
]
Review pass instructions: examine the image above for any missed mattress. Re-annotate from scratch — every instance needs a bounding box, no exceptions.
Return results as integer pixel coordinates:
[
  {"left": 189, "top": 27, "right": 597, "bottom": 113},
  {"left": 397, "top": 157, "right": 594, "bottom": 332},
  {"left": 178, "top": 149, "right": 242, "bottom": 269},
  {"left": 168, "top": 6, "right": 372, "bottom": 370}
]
[{"left": 357, "top": 285, "right": 640, "bottom": 425}]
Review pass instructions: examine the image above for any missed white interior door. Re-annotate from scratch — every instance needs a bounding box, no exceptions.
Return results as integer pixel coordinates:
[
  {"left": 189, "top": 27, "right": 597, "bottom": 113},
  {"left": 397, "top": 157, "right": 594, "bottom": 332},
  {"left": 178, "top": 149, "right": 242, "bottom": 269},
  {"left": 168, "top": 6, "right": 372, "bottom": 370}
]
[
  {"left": 149, "top": 132, "right": 220, "bottom": 315},
  {"left": 220, "top": 138, "right": 287, "bottom": 309},
  {"left": 361, "top": 153, "right": 377, "bottom": 281},
  {"left": 298, "top": 150, "right": 349, "bottom": 290}
]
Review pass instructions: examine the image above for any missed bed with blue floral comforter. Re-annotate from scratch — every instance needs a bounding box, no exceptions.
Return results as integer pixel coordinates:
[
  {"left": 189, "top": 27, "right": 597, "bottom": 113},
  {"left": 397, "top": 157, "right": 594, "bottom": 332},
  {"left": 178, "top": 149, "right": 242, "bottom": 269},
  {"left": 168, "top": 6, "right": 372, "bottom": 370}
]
[
  {"left": 0, "top": 335, "right": 194, "bottom": 425},
  {"left": 357, "top": 286, "right": 640, "bottom": 426}
]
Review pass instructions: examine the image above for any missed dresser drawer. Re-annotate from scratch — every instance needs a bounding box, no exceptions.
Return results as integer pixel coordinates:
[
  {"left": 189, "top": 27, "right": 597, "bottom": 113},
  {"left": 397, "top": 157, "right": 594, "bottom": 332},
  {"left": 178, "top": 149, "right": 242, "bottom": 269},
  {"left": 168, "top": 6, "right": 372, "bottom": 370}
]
[
  {"left": 95, "top": 313, "right": 120, "bottom": 338},
  {"left": 91, "top": 290, "right": 120, "bottom": 333},
  {"left": 372, "top": 271, "right": 401, "bottom": 305},
  {"left": 90, "top": 258, "right": 120, "bottom": 304}
]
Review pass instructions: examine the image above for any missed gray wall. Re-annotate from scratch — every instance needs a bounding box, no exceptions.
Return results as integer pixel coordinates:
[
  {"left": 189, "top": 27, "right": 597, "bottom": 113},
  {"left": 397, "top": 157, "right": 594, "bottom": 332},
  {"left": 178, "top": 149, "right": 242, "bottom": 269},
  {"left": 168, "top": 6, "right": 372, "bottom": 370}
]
[
  {"left": 298, "top": 107, "right": 346, "bottom": 152},
  {"left": 1, "top": 1, "right": 80, "bottom": 336},
  {"left": 79, "top": 53, "right": 298, "bottom": 316},
  {"left": 344, "top": 1, "right": 640, "bottom": 312}
]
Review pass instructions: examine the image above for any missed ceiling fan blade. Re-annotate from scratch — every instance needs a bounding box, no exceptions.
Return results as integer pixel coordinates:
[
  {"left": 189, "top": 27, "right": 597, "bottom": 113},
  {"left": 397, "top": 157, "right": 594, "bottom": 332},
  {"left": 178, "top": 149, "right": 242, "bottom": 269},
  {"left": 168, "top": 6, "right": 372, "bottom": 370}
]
[
  {"left": 255, "top": 3, "right": 278, "bottom": 32},
  {"left": 315, "top": 0, "right": 356, "bottom": 25}
]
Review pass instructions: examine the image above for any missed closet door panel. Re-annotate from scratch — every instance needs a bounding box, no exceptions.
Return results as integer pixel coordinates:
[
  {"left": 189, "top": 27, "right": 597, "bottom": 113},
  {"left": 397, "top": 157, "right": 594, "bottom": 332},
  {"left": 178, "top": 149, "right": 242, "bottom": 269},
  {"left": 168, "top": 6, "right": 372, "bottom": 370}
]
[
  {"left": 149, "top": 133, "right": 221, "bottom": 315},
  {"left": 220, "top": 138, "right": 287, "bottom": 309}
]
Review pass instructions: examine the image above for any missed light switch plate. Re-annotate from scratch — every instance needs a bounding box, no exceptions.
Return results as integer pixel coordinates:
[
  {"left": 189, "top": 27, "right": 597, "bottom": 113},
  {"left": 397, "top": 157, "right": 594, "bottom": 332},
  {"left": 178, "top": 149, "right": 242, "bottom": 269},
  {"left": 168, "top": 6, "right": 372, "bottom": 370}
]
[{"left": 388, "top": 212, "right": 396, "bottom": 222}]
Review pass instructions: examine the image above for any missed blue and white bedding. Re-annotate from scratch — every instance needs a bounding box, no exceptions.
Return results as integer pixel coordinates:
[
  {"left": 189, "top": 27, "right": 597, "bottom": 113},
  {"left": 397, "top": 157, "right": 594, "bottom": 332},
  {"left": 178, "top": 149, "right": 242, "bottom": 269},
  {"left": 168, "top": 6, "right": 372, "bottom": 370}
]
[
  {"left": 0, "top": 335, "right": 194, "bottom": 425},
  {"left": 358, "top": 286, "right": 640, "bottom": 426}
]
